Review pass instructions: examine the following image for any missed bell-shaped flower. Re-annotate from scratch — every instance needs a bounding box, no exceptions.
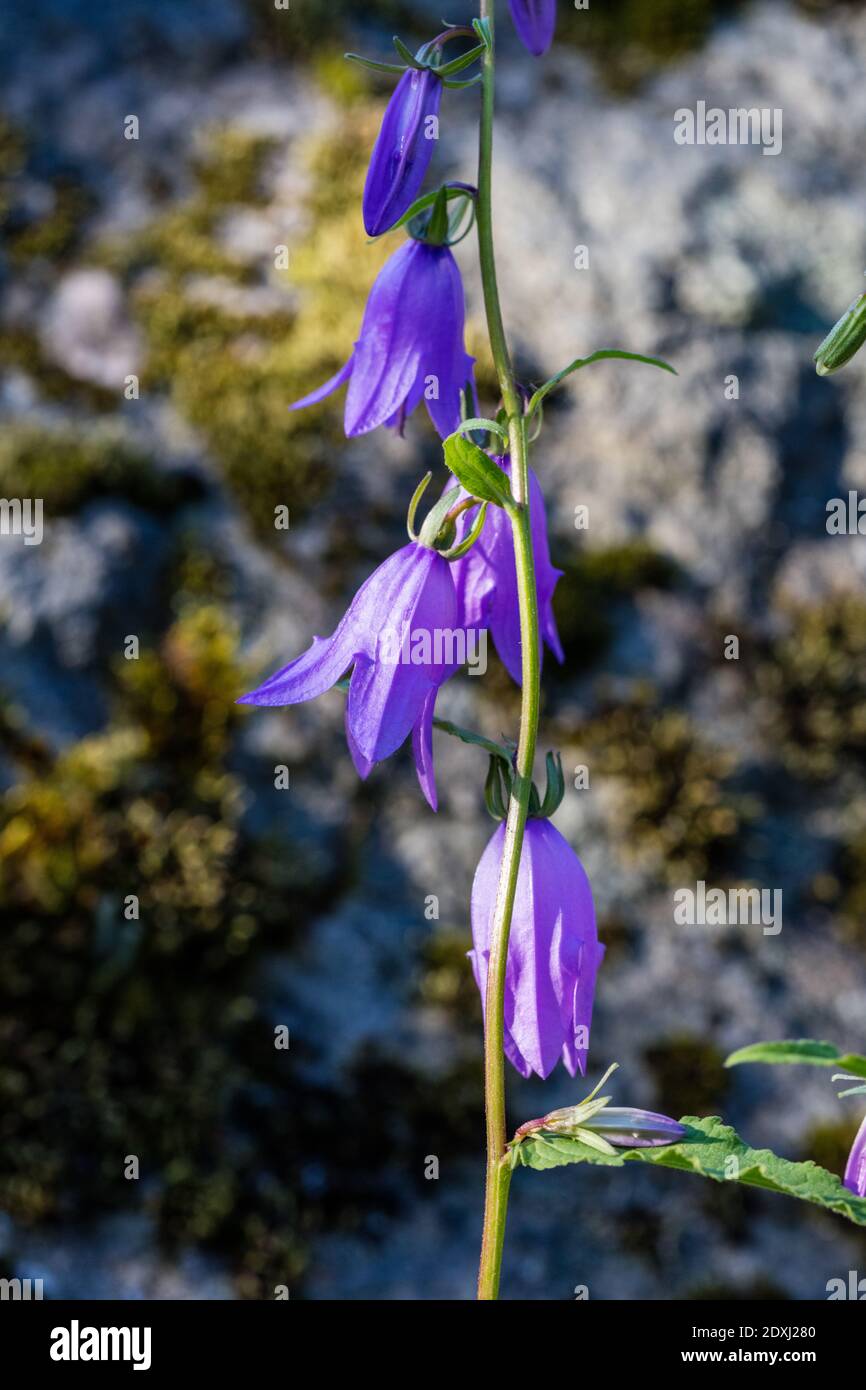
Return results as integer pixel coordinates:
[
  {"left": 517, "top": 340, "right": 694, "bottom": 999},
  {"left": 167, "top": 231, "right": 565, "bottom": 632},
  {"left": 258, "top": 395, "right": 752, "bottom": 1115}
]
[
  {"left": 451, "top": 456, "right": 563, "bottom": 684},
  {"left": 363, "top": 68, "right": 443, "bottom": 237},
  {"left": 238, "top": 541, "right": 460, "bottom": 809},
  {"left": 844, "top": 1114, "right": 866, "bottom": 1197},
  {"left": 469, "top": 817, "right": 605, "bottom": 1079},
  {"left": 290, "top": 238, "right": 474, "bottom": 439},
  {"left": 508, "top": 0, "right": 556, "bottom": 57}
]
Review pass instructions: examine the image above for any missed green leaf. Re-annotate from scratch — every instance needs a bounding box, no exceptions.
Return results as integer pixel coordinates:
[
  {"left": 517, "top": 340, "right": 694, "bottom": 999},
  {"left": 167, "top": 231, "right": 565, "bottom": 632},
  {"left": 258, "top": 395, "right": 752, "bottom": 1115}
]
[
  {"left": 432, "top": 716, "right": 512, "bottom": 763},
  {"left": 527, "top": 349, "right": 677, "bottom": 416},
  {"left": 515, "top": 1115, "right": 866, "bottom": 1228},
  {"left": 443, "top": 432, "right": 513, "bottom": 507},
  {"left": 725, "top": 1040, "right": 866, "bottom": 1081}
]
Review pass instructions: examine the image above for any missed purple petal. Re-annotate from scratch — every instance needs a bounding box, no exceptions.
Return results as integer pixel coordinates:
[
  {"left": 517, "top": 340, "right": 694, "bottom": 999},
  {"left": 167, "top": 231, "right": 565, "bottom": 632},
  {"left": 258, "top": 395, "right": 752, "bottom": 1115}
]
[
  {"left": 584, "top": 1108, "right": 687, "bottom": 1149},
  {"left": 345, "top": 546, "right": 457, "bottom": 762},
  {"left": 363, "top": 69, "right": 443, "bottom": 238},
  {"left": 470, "top": 818, "right": 601, "bottom": 1080},
  {"left": 451, "top": 456, "right": 562, "bottom": 683},
  {"left": 238, "top": 541, "right": 435, "bottom": 707},
  {"left": 345, "top": 694, "right": 375, "bottom": 780},
  {"left": 420, "top": 246, "right": 476, "bottom": 439},
  {"left": 508, "top": 0, "right": 556, "bottom": 56},
  {"left": 289, "top": 354, "right": 354, "bottom": 413},
  {"left": 844, "top": 1114, "right": 866, "bottom": 1197},
  {"left": 411, "top": 687, "right": 438, "bottom": 811},
  {"left": 345, "top": 241, "right": 432, "bottom": 436}
]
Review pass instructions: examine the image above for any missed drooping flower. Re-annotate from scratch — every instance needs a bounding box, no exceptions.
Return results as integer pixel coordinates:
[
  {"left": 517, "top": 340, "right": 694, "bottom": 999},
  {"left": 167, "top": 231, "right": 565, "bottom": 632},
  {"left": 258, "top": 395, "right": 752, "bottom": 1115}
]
[
  {"left": 290, "top": 238, "right": 474, "bottom": 439},
  {"left": 363, "top": 68, "right": 443, "bottom": 237},
  {"left": 844, "top": 1114, "right": 866, "bottom": 1197},
  {"left": 238, "top": 541, "right": 460, "bottom": 809},
  {"left": 469, "top": 817, "right": 605, "bottom": 1079},
  {"left": 573, "top": 1108, "right": 687, "bottom": 1148},
  {"left": 508, "top": 0, "right": 556, "bottom": 57},
  {"left": 451, "top": 456, "right": 563, "bottom": 684}
]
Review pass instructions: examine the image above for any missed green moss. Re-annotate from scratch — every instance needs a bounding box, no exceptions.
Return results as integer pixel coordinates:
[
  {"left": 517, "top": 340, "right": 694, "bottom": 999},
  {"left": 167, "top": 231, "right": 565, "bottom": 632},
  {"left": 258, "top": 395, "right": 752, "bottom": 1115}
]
[
  {"left": 561, "top": 684, "right": 746, "bottom": 882},
  {"left": 757, "top": 597, "right": 866, "bottom": 782},
  {"left": 552, "top": 542, "right": 679, "bottom": 671},
  {"left": 0, "top": 423, "right": 195, "bottom": 516},
  {"left": 108, "top": 110, "right": 396, "bottom": 537},
  {"left": 644, "top": 1035, "right": 730, "bottom": 1117},
  {"left": 804, "top": 1118, "right": 863, "bottom": 1176},
  {"left": 560, "top": 0, "right": 749, "bottom": 92},
  {"left": 0, "top": 328, "right": 118, "bottom": 413},
  {"left": 0, "top": 600, "right": 341, "bottom": 1289}
]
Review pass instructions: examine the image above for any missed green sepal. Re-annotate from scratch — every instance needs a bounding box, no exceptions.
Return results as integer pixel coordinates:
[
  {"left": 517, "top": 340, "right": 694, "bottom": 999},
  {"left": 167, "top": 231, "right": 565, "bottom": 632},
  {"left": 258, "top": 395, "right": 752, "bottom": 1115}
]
[
  {"left": 417, "top": 485, "right": 461, "bottom": 549},
  {"left": 443, "top": 432, "right": 514, "bottom": 508},
  {"left": 392, "top": 35, "right": 425, "bottom": 69},
  {"left": 472, "top": 16, "right": 493, "bottom": 50},
  {"left": 439, "top": 501, "right": 488, "bottom": 560},
  {"left": 380, "top": 184, "right": 475, "bottom": 241},
  {"left": 344, "top": 52, "right": 407, "bottom": 75},
  {"left": 424, "top": 186, "right": 450, "bottom": 246},
  {"left": 435, "top": 41, "right": 487, "bottom": 77},
  {"left": 532, "top": 751, "right": 565, "bottom": 819},
  {"left": 484, "top": 754, "right": 511, "bottom": 821},
  {"left": 406, "top": 471, "right": 432, "bottom": 541}
]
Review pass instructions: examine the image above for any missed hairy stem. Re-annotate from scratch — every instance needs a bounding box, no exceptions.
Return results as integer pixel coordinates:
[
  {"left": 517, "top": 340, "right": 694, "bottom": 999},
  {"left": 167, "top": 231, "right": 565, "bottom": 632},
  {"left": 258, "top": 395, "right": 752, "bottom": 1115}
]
[{"left": 475, "top": 0, "right": 542, "bottom": 1301}]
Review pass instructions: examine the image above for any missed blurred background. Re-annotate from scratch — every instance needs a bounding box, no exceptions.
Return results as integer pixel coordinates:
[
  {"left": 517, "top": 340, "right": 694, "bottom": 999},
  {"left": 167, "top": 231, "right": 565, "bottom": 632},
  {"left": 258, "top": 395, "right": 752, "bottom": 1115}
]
[{"left": 2, "top": 0, "right": 866, "bottom": 1300}]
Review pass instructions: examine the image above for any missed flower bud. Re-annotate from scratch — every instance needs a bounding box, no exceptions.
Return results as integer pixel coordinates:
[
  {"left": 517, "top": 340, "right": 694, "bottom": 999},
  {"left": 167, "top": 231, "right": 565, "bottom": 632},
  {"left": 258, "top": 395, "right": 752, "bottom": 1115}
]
[
  {"left": 578, "top": 1107, "right": 687, "bottom": 1149},
  {"left": 814, "top": 289, "right": 866, "bottom": 376}
]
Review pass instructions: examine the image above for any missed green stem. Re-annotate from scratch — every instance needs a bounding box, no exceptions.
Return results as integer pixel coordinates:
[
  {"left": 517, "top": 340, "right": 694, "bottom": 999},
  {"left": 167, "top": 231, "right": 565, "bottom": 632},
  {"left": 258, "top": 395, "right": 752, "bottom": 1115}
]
[{"left": 475, "top": 0, "right": 542, "bottom": 1301}]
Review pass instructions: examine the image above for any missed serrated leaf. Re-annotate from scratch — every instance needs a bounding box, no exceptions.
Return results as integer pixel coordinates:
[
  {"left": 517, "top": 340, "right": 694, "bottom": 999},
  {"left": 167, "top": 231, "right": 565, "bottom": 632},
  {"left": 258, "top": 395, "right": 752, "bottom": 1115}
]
[
  {"left": 515, "top": 1115, "right": 866, "bottom": 1227},
  {"left": 443, "top": 433, "right": 513, "bottom": 508},
  {"left": 725, "top": 1039, "right": 866, "bottom": 1080}
]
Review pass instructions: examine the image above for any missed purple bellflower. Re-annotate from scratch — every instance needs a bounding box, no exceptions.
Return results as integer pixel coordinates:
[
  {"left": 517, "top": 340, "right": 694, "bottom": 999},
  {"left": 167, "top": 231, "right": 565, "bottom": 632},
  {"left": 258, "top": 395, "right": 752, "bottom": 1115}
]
[
  {"left": 469, "top": 817, "right": 605, "bottom": 1079},
  {"left": 290, "top": 238, "right": 475, "bottom": 439},
  {"left": 574, "top": 1108, "right": 687, "bottom": 1148},
  {"left": 451, "top": 456, "right": 563, "bottom": 684},
  {"left": 238, "top": 540, "right": 460, "bottom": 811},
  {"left": 844, "top": 1114, "right": 866, "bottom": 1197},
  {"left": 508, "top": 0, "right": 556, "bottom": 57},
  {"left": 363, "top": 68, "right": 443, "bottom": 237}
]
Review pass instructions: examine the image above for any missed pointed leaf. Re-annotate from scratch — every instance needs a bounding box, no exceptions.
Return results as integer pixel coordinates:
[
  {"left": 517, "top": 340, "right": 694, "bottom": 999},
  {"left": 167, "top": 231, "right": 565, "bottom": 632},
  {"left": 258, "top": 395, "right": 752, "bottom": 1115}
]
[
  {"left": 527, "top": 349, "right": 677, "bottom": 417},
  {"left": 443, "top": 432, "right": 514, "bottom": 507},
  {"left": 726, "top": 1040, "right": 866, "bottom": 1081},
  {"left": 515, "top": 1115, "right": 866, "bottom": 1228}
]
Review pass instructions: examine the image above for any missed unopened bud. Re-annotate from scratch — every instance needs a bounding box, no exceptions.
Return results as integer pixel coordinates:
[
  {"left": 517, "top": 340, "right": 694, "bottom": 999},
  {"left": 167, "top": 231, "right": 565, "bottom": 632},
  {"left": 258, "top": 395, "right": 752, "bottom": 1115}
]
[{"left": 814, "top": 289, "right": 866, "bottom": 376}]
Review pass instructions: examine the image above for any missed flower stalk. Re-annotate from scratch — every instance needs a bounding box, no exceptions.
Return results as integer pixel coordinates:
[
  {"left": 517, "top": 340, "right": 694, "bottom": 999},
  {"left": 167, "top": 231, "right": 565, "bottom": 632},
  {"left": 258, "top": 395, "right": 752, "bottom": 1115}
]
[{"left": 475, "top": 0, "right": 543, "bottom": 1301}]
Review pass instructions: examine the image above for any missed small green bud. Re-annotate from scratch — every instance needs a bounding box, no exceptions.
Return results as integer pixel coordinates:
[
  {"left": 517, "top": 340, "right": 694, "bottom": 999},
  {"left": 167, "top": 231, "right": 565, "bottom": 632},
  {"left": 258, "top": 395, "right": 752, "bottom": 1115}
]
[{"left": 814, "top": 289, "right": 866, "bottom": 376}]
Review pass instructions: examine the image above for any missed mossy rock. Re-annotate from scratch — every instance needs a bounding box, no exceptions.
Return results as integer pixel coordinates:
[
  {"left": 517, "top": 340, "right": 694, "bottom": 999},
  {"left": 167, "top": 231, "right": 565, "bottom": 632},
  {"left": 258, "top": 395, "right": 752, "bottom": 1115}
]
[
  {"left": 552, "top": 541, "right": 679, "bottom": 671},
  {"left": 560, "top": 684, "right": 746, "bottom": 882},
  {"left": 0, "top": 423, "right": 198, "bottom": 516},
  {"left": 644, "top": 1034, "right": 730, "bottom": 1117},
  {"left": 757, "top": 597, "right": 866, "bottom": 782}
]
